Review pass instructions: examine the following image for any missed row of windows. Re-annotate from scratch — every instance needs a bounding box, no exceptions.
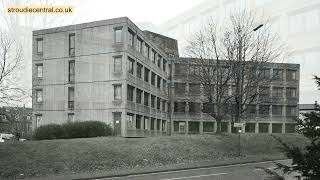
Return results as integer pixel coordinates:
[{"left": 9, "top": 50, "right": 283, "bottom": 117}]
[
  {"left": 36, "top": 33, "right": 75, "bottom": 56},
  {"left": 126, "top": 113, "right": 166, "bottom": 131},
  {"left": 174, "top": 83, "right": 297, "bottom": 98},
  {"left": 173, "top": 101, "right": 297, "bottom": 116},
  {"left": 123, "top": 28, "right": 167, "bottom": 73},
  {"left": 175, "top": 63, "right": 298, "bottom": 81},
  {"left": 35, "top": 60, "right": 76, "bottom": 84},
  {"left": 125, "top": 56, "right": 167, "bottom": 91},
  {"left": 113, "top": 84, "right": 167, "bottom": 111}
]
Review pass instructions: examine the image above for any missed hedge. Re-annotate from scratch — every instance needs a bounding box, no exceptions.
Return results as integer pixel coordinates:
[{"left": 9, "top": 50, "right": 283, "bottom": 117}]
[{"left": 33, "top": 121, "right": 113, "bottom": 140}]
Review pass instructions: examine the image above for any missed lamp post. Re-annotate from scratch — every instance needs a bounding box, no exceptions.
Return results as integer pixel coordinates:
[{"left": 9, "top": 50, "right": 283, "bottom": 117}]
[{"left": 238, "top": 129, "right": 242, "bottom": 156}]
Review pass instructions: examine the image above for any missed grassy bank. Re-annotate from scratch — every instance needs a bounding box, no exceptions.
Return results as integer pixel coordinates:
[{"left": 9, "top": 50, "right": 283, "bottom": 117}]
[{"left": 0, "top": 134, "right": 308, "bottom": 179}]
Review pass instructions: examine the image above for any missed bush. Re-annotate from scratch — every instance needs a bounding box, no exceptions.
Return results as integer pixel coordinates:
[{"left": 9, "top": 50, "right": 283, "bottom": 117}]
[
  {"left": 33, "top": 121, "right": 113, "bottom": 140},
  {"left": 33, "top": 124, "right": 65, "bottom": 140}
]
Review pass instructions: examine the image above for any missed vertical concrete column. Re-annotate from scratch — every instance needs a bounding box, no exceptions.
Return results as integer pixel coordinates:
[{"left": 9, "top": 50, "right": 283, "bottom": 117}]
[
  {"left": 255, "top": 122, "right": 259, "bottom": 134},
  {"left": 185, "top": 101, "right": 189, "bottom": 113},
  {"left": 213, "top": 121, "right": 217, "bottom": 133},
  {"left": 133, "top": 114, "right": 136, "bottom": 129},
  {"left": 270, "top": 105, "right": 273, "bottom": 121},
  {"left": 186, "top": 121, "right": 189, "bottom": 135},
  {"left": 159, "top": 119, "right": 162, "bottom": 132},
  {"left": 268, "top": 123, "right": 273, "bottom": 134},
  {"left": 228, "top": 121, "right": 232, "bottom": 133},
  {"left": 282, "top": 123, "right": 286, "bottom": 134},
  {"left": 199, "top": 121, "right": 203, "bottom": 134},
  {"left": 242, "top": 124, "right": 246, "bottom": 133}
]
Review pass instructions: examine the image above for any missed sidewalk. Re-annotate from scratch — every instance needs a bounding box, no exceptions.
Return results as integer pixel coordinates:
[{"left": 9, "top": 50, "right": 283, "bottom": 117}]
[{"left": 28, "top": 155, "right": 287, "bottom": 180}]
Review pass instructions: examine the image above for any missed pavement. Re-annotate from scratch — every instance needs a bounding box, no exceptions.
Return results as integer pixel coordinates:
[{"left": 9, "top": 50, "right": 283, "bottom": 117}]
[{"left": 92, "top": 159, "right": 298, "bottom": 180}]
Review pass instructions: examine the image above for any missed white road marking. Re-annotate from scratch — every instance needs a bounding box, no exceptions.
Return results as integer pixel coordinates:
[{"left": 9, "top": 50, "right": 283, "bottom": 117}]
[{"left": 160, "top": 173, "right": 228, "bottom": 180}]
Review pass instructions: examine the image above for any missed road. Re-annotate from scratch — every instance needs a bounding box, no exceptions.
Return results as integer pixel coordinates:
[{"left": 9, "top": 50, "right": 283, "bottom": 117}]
[{"left": 95, "top": 160, "right": 298, "bottom": 180}]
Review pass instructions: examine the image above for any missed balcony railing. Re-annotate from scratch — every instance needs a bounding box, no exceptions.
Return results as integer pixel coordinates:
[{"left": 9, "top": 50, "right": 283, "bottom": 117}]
[{"left": 68, "top": 101, "right": 74, "bottom": 110}]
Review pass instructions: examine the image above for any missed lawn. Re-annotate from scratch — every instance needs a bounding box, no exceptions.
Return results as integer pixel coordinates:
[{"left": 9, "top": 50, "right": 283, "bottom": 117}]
[{"left": 0, "top": 134, "right": 308, "bottom": 179}]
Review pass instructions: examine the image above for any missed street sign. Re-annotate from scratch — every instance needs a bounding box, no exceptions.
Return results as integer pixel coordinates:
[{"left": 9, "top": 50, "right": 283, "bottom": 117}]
[{"left": 234, "top": 122, "right": 245, "bottom": 128}]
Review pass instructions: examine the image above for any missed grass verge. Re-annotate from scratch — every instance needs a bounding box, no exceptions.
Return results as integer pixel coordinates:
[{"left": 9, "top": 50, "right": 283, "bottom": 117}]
[{"left": 0, "top": 133, "right": 308, "bottom": 179}]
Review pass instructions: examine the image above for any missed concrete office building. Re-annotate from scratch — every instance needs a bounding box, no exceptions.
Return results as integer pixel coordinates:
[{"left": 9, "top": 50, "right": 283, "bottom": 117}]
[
  {"left": 32, "top": 17, "right": 299, "bottom": 137},
  {"left": 158, "top": 0, "right": 319, "bottom": 105}
]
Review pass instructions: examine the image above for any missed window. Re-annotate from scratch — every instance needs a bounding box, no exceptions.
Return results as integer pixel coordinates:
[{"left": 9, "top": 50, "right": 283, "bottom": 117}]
[
  {"left": 174, "top": 102, "right": 186, "bottom": 112},
  {"left": 68, "top": 60, "right": 75, "bottom": 82},
  {"left": 272, "top": 105, "right": 282, "bottom": 116},
  {"left": 259, "top": 87, "right": 270, "bottom": 99},
  {"left": 69, "top": 33, "right": 75, "bottom": 56},
  {"left": 163, "top": 79, "right": 167, "bottom": 91},
  {"left": 157, "top": 97, "right": 161, "bottom": 110},
  {"left": 189, "top": 102, "right": 201, "bottom": 113},
  {"left": 36, "top": 38, "right": 43, "bottom": 54},
  {"left": 247, "top": 105, "right": 256, "bottom": 115},
  {"left": 144, "top": 92, "right": 149, "bottom": 106},
  {"left": 286, "top": 88, "right": 297, "bottom": 98},
  {"left": 174, "top": 83, "right": 186, "bottom": 94},
  {"left": 144, "top": 117, "right": 149, "bottom": 130},
  {"left": 126, "top": 113, "right": 134, "bottom": 129},
  {"left": 136, "top": 115, "right": 142, "bottom": 129},
  {"left": 127, "top": 57, "right": 134, "bottom": 74},
  {"left": 128, "top": 29, "right": 134, "bottom": 47},
  {"left": 137, "top": 62, "right": 143, "bottom": 78},
  {"left": 273, "top": 69, "right": 283, "bottom": 80},
  {"left": 163, "top": 59, "right": 167, "bottom": 72},
  {"left": 35, "top": 114, "right": 42, "bottom": 128},
  {"left": 144, "top": 43, "right": 150, "bottom": 58},
  {"left": 36, "top": 89, "right": 43, "bottom": 103},
  {"left": 286, "top": 106, "right": 297, "bottom": 116},
  {"left": 151, "top": 118, "right": 155, "bottom": 130},
  {"left": 287, "top": 70, "right": 297, "bottom": 81},
  {"left": 272, "top": 87, "right": 283, "bottom": 98},
  {"left": 151, "top": 95, "right": 156, "bottom": 108},
  {"left": 157, "top": 119, "right": 161, "bottom": 130},
  {"left": 144, "top": 67, "right": 150, "bottom": 82},
  {"left": 127, "top": 85, "right": 134, "bottom": 101},
  {"left": 259, "top": 105, "right": 270, "bottom": 115},
  {"left": 136, "top": 89, "right": 142, "bottom": 104},
  {"left": 151, "top": 72, "right": 156, "bottom": 86},
  {"left": 68, "top": 87, "right": 74, "bottom": 110},
  {"left": 162, "top": 100, "right": 166, "bottom": 112},
  {"left": 162, "top": 120, "right": 166, "bottom": 131},
  {"left": 113, "top": 84, "right": 122, "bottom": 100},
  {"left": 189, "top": 83, "right": 200, "bottom": 94},
  {"left": 157, "top": 76, "right": 161, "bottom": 89},
  {"left": 114, "top": 56, "right": 122, "bottom": 73},
  {"left": 114, "top": 27, "right": 122, "bottom": 43},
  {"left": 260, "top": 68, "right": 270, "bottom": 79},
  {"left": 68, "top": 113, "right": 75, "bottom": 122},
  {"left": 157, "top": 55, "right": 162, "bottom": 68},
  {"left": 36, "top": 64, "right": 43, "bottom": 78},
  {"left": 136, "top": 37, "right": 143, "bottom": 53},
  {"left": 152, "top": 50, "right": 156, "bottom": 63}
]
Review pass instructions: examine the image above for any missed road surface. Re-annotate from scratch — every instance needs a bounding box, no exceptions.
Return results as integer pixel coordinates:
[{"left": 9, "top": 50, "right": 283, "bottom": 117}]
[{"left": 95, "top": 159, "right": 297, "bottom": 180}]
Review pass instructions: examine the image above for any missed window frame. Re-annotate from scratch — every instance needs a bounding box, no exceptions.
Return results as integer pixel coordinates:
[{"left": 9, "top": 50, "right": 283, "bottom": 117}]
[
  {"left": 114, "top": 27, "right": 123, "bottom": 43},
  {"left": 36, "top": 38, "right": 43, "bottom": 54},
  {"left": 35, "top": 89, "right": 43, "bottom": 103},
  {"left": 36, "top": 63, "right": 43, "bottom": 78},
  {"left": 113, "top": 84, "right": 122, "bottom": 100},
  {"left": 69, "top": 33, "right": 75, "bottom": 57}
]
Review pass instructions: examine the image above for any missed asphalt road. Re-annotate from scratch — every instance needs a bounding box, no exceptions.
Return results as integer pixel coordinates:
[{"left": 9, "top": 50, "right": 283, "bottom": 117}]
[{"left": 96, "top": 159, "right": 298, "bottom": 180}]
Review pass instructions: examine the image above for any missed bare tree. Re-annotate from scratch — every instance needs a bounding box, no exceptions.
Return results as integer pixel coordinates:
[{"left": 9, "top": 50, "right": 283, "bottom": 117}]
[
  {"left": 186, "top": 10, "right": 284, "bottom": 132},
  {"left": 0, "top": 29, "right": 25, "bottom": 105}
]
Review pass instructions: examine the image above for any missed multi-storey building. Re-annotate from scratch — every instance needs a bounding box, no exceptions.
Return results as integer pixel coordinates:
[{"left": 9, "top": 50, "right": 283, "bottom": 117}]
[
  {"left": 32, "top": 17, "right": 299, "bottom": 137},
  {"left": 157, "top": 0, "right": 319, "bottom": 105}
]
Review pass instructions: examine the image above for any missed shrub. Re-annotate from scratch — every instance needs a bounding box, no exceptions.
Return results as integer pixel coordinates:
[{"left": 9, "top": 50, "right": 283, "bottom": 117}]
[
  {"left": 33, "top": 124, "right": 65, "bottom": 140},
  {"left": 33, "top": 121, "right": 113, "bottom": 140}
]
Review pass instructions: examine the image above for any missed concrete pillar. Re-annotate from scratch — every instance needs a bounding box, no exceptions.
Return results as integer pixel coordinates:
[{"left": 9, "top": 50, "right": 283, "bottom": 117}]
[
  {"left": 269, "top": 123, "right": 273, "bottom": 134},
  {"left": 159, "top": 119, "right": 162, "bottom": 132},
  {"left": 255, "top": 122, "right": 259, "bottom": 134},
  {"left": 199, "top": 121, "right": 203, "bottom": 134},
  {"left": 228, "top": 121, "right": 232, "bottom": 133},
  {"left": 282, "top": 123, "right": 286, "bottom": 134},
  {"left": 213, "top": 121, "right": 217, "bottom": 133},
  {"left": 242, "top": 124, "right": 246, "bottom": 133},
  {"left": 186, "top": 121, "right": 189, "bottom": 135}
]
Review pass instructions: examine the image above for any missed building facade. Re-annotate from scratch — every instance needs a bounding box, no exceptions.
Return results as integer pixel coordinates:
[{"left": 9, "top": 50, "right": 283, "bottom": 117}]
[
  {"left": 32, "top": 17, "right": 299, "bottom": 137},
  {"left": 157, "top": 0, "right": 319, "bottom": 105}
]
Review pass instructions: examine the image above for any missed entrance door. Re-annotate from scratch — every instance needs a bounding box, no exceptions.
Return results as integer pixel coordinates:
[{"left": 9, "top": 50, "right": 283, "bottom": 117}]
[{"left": 113, "top": 112, "right": 121, "bottom": 136}]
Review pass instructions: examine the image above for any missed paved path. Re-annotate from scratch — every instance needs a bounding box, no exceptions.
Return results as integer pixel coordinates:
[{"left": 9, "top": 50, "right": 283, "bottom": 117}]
[{"left": 96, "top": 160, "right": 296, "bottom": 180}]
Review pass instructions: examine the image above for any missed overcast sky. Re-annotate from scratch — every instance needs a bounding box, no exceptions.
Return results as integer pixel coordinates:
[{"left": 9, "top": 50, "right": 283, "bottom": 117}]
[{"left": 69, "top": 0, "right": 205, "bottom": 26}]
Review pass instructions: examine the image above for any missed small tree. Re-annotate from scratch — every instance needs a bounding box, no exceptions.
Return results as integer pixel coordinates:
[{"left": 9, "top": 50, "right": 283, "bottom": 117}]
[
  {"left": 186, "top": 10, "right": 283, "bottom": 132},
  {"left": 271, "top": 76, "right": 320, "bottom": 180}
]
